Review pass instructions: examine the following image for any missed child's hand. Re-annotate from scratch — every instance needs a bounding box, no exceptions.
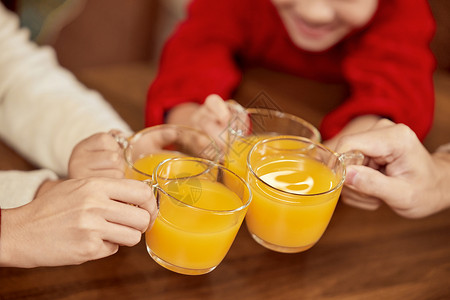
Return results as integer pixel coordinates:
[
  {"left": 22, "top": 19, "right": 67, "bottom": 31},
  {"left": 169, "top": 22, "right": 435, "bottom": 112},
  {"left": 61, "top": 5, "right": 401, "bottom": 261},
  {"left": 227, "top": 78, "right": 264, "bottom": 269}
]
[
  {"left": 68, "top": 130, "right": 127, "bottom": 179},
  {"left": 166, "top": 94, "right": 240, "bottom": 150},
  {"left": 189, "top": 94, "right": 233, "bottom": 148}
]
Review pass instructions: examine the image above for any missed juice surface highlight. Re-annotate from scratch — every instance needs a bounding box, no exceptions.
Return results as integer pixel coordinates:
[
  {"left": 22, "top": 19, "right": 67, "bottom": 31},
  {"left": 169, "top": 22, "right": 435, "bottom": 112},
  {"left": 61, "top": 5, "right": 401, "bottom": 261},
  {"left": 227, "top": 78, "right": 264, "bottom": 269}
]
[
  {"left": 146, "top": 179, "right": 245, "bottom": 270},
  {"left": 246, "top": 154, "right": 341, "bottom": 250}
]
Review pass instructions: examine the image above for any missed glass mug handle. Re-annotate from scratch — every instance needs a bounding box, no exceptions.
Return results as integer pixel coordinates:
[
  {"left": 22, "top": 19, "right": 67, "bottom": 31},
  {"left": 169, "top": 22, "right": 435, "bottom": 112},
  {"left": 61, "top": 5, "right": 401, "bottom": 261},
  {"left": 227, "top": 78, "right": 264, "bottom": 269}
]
[
  {"left": 110, "top": 130, "right": 129, "bottom": 149},
  {"left": 226, "top": 100, "right": 248, "bottom": 137},
  {"left": 143, "top": 179, "right": 160, "bottom": 208},
  {"left": 338, "top": 150, "right": 365, "bottom": 167}
]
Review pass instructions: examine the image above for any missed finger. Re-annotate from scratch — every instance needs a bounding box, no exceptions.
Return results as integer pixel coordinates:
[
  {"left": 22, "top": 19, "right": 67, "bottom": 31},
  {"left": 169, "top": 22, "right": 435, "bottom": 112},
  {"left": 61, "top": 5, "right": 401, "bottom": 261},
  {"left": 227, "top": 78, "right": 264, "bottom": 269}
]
[
  {"left": 341, "top": 186, "right": 382, "bottom": 210},
  {"left": 208, "top": 124, "right": 229, "bottom": 146},
  {"left": 103, "top": 200, "right": 151, "bottom": 232},
  {"left": 74, "top": 150, "right": 124, "bottom": 169},
  {"left": 341, "top": 196, "right": 382, "bottom": 211},
  {"left": 205, "top": 94, "right": 230, "bottom": 125},
  {"left": 95, "top": 178, "right": 155, "bottom": 209},
  {"left": 344, "top": 165, "right": 410, "bottom": 208},
  {"left": 81, "top": 169, "right": 124, "bottom": 179},
  {"left": 138, "top": 192, "right": 158, "bottom": 231},
  {"left": 225, "top": 99, "right": 245, "bottom": 114},
  {"left": 86, "top": 241, "right": 119, "bottom": 262},
  {"left": 81, "top": 132, "right": 122, "bottom": 152},
  {"left": 109, "top": 129, "right": 129, "bottom": 149},
  {"left": 101, "top": 221, "right": 143, "bottom": 247},
  {"left": 335, "top": 123, "right": 413, "bottom": 160},
  {"left": 133, "top": 127, "right": 179, "bottom": 152},
  {"left": 148, "top": 210, "right": 158, "bottom": 230},
  {"left": 119, "top": 180, "right": 157, "bottom": 223}
]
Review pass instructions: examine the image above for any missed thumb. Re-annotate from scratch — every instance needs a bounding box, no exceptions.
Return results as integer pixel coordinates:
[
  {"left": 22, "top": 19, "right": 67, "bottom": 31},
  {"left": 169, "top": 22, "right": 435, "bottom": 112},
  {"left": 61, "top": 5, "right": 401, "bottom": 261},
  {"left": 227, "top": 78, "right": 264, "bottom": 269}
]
[{"left": 345, "top": 165, "right": 409, "bottom": 208}]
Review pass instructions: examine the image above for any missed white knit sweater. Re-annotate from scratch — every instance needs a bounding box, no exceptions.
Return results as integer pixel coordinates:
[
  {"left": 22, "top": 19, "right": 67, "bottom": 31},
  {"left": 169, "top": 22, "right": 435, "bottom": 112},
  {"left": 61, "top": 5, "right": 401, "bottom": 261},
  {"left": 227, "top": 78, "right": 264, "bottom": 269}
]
[{"left": 0, "top": 4, "right": 132, "bottom": 208}]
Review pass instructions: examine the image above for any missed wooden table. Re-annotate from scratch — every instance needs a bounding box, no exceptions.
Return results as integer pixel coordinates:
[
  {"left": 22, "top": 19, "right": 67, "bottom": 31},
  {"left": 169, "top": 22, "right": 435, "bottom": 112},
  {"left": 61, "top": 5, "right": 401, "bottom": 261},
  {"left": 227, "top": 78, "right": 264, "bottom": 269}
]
[
  {"left": 1, "top": 65, "right": 450, "bottom": 299},
  {"left": 1, "top": 203, "right": 449, "bottom": 299}
]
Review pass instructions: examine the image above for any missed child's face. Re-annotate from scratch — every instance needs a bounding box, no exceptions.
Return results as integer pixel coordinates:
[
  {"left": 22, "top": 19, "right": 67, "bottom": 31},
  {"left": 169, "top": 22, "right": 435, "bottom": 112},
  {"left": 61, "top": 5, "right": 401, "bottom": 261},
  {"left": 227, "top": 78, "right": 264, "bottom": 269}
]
[{"left": 272, "top": 0, "right": 378, "bottom": 52}]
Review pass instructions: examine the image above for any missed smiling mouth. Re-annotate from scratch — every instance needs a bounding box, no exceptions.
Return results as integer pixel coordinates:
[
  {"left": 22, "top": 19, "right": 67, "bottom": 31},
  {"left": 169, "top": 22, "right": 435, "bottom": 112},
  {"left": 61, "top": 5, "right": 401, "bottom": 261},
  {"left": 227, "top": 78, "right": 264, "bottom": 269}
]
[{"left": 291, "top": 17, "right": 337, "bottom": 39}]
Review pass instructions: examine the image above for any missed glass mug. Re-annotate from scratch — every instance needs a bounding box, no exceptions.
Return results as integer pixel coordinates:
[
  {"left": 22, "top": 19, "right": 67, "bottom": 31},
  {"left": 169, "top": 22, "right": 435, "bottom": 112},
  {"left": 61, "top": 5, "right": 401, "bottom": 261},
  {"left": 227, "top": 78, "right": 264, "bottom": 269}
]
[
  {"left": 246, "top": 136, "right": 363, "bottom": 253},
  {"left": 145, "top": 157, "right": 252, "bottom": 275},
  {"left": 225, "top": 106, "right": 321, "bottom": 179},
  {"left": 123, "top": 124, "right": 220, "bottom": 181}
]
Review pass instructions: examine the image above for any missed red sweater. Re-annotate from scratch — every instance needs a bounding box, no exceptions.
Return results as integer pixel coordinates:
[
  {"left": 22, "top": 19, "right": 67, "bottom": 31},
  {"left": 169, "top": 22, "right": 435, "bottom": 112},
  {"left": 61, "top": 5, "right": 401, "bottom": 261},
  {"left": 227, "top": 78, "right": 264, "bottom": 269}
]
[{"left": 146, "top": 0, "right": 435, "bottom": 140}]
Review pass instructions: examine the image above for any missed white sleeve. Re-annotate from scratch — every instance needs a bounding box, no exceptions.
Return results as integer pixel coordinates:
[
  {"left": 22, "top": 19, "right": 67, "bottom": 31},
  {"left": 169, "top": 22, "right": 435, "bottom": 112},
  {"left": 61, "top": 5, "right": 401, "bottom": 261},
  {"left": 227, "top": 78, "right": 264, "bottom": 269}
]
[
  {"left": 0, "top": 4, "right": 132, "bottom": 176},
  {"left": 0, "top": 169, "right": 58, "bottom": 209}
]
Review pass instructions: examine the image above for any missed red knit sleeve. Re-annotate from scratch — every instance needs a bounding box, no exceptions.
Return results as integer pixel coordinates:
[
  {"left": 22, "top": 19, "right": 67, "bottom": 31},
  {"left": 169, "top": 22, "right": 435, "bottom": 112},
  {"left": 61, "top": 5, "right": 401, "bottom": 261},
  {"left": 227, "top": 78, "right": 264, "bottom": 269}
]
[
  {"left": 320, "top": 0, "right": 436, "bottom": 141},
  {"left": 145, "top": 0, "right": 246, "bottom": 126}
]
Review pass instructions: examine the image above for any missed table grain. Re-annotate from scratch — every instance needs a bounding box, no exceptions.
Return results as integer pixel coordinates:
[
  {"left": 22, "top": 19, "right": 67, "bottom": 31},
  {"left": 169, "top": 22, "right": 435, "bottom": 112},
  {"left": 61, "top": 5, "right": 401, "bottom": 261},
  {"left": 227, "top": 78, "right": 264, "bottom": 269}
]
[{"left": 1, "top": 66, "right": 450, "bottom": 299}]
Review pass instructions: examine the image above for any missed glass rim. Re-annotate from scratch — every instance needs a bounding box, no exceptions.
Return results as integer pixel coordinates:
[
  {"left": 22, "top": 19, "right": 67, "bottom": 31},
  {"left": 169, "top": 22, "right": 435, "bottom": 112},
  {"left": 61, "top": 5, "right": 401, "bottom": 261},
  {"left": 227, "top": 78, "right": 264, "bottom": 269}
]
[
  {"left": 247, "top": 135, "right": 345, "bottom": 198},
  {"left": 229, "top": 107, "right": 321, "bottom": 142},
  {"left": 124, "top": 124, "right": 221, "bottom": 178},
  {"left": 154, "top": 157, "right": 252, "bottom": 215}
]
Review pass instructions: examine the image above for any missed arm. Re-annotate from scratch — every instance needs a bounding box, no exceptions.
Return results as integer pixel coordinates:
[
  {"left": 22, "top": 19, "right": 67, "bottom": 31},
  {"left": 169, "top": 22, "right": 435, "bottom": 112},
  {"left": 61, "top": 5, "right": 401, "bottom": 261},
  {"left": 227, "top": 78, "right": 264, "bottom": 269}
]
[
  {"left": 145, "top": 0, "right": 246, "bottom": 127},
  {"left": 0, "top": 5, "right": 132, "bottom": 176},
  {"left": 320, "top": 0, "right": 435, "bottom": 141},
  {"left": 0, "top": 170, "right": 58, "bottom": 209},
  {"left": 431, "top": 151, "right": 450, "bottom": 213}
]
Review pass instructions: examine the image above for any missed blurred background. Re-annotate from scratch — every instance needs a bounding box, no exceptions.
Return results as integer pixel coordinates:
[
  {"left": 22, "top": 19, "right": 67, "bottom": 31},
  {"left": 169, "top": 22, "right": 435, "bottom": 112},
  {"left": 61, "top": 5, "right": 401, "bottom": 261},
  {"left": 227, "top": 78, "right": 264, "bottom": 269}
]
[{"left": 3, "top": 0, "right": 450, "bottom": 150}]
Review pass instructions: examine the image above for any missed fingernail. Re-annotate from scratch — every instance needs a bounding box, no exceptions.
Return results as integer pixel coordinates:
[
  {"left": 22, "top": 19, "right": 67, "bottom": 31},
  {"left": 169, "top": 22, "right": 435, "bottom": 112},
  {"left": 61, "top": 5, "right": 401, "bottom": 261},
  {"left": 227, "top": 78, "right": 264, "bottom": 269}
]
[{"left": 345, "top": 167, "right": 358, "bottom": 185}]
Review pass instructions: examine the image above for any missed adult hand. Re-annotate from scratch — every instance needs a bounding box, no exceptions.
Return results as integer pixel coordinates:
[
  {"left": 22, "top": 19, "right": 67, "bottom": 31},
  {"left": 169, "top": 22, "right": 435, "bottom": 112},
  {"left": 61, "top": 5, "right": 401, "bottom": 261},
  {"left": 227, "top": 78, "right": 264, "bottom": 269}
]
[
  {"left": 323, "top": 114, "right": 380, "bottom": 151},
  {"left": 0, "top": 177, "right": 157, "bottom": 267},
  {"left": 335, "top": 119, "right": 445, "bottom": 218},
  {"left": 69, "top": 131, "right": 127, "bottom": 179}
]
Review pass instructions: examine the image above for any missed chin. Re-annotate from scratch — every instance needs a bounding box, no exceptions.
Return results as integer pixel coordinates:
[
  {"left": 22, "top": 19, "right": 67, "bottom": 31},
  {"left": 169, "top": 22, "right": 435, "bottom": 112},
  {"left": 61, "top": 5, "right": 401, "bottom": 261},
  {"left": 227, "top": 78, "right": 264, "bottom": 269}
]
[
  {"left": 284, "top": 21, "right": 350, "bottom": 52},
  {"left": 288, "top": 28, "right": 350, "bottom": 52},
  {"left": 290, "top": 37, "right": 339, "bottom": 52}
]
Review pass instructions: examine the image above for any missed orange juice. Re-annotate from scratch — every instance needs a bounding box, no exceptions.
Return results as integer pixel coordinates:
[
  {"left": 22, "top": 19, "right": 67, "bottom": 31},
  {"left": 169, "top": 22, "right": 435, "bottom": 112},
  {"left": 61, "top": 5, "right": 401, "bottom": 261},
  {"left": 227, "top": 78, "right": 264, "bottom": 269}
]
[
  {"left": 125, "top": 151, "right": 184, "bottom": 180},
  {"left": 146, "top": 179, "right": 245, "bottom": 271},
  {"left": 226, "top": 135, "right": 272, "bottom": 179},
  {"left": 246, "top": 154, "right": 341, "bottom": 252}
]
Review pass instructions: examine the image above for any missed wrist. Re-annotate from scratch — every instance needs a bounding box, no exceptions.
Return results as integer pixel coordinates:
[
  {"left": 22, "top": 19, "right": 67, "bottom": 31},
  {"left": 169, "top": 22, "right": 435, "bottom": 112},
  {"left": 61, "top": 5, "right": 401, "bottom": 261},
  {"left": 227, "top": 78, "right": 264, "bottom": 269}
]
[
  {"left": 0, "top": 205, "right": 41, "bottom": 268},
  {"left": 0, "top": 208, "right": 8, "bottom": 266},
  {"left": 35, "top": 179, "right": 63, "bottom": 198},
  {"left": 431, "top": 151, "right": 450, "bottom": 213},
  {"left": 0, "top": 207, "right": 2, "bottom": 265},
  {"left": 0, "top": 208, "right": 19, "bottom": 267}
]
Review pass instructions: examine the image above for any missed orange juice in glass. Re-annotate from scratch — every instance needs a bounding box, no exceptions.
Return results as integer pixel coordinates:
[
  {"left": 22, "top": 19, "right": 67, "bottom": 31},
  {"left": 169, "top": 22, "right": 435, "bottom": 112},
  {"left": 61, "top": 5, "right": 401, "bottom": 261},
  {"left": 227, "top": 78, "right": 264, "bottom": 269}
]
[
  {"left": 124, "top": 124, "right": 220, "bottom": 181},
  {"left": 146, "top": 157, "right": 252, "bottom": 275},
  {"left": 225, "top": 107, "right": 321, "bottom": 179},
  {"left": 246, "top": 136, "right": 363, "bottom": 253}
]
